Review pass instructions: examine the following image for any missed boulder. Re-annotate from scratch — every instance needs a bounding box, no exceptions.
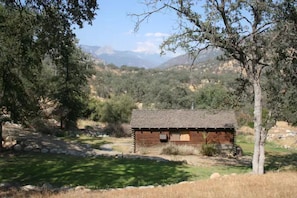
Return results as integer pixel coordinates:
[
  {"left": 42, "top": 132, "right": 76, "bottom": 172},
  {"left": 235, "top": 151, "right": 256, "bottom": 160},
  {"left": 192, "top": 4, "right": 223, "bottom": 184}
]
[
  {"left": 22, "top": 185, "right": 40, "bottom": 191},
  {"left": 41, "top": 148, "right": 49, "bottom": 153},
  {"left": 210, "top": 172, "right": 221, "bottom": 179},
  {"left": 42, "top": 183, "right": 53, "bottom": 190},
  {"left": 24, "top": 145, "right": 33, "bottom": 152},
  {"left": 13, "top": 144, "right": 22, "bottom": 151}
]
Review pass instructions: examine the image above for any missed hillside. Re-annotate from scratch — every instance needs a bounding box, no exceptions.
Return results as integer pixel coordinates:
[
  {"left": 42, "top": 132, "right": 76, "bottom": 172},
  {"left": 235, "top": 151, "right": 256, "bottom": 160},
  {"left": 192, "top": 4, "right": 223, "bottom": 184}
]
[{"left": 159, "top": 48, "right": 224, "bottom": 68}]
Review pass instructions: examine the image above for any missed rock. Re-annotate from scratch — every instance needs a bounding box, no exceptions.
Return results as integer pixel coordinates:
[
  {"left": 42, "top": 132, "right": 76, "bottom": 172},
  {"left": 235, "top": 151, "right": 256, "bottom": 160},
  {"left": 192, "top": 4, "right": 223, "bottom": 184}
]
[
  {"left": 32, "top": 143, "right": 41, "bottom": 149},
  {"left": 14, "top": 144, "right": 22, "bottom": 151},
  {"left": 24, "top": 145, "right": 33, "bottom": 152},
  {"left": 125, "top": 186, "right": 137, "bottom": 189},
  {"left": 42, "top": 183, "right": 53, "bottom": 190},
  {"left": 5, "top": 136, "right": 14, "bottom": 142},
  {"left": 0, "top": 182, "right": 12, "bottom": 189},
  {"left": 210, "top": 172, "right": 221, "bottom": 179},
  {"left": 41, "top": 148, "right": 49, "bottom": 153},
  {"left": 74, "top": 186, "right": 88, "bottom": 191},
  {"left": 3, "top": 140, "right": 17, "bottom": 148},
  {"left": 22, "top": 185, "right": 41, "bottom": 191},
  {"left": 138, "top": 185, "right": 155, "bottom": 189},
  {"left": 50, "top": 148, "right": 58, "bottom": 153},
  {"left": 67, "top": 150, "right": 78, "bottom": 156}
]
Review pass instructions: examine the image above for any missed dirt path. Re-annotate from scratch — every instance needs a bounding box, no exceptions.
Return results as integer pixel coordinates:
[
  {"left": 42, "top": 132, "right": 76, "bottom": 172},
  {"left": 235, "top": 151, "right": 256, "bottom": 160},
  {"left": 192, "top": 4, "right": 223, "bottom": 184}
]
[{"left": 2, "top": 123, "right": 122, "bottom": 156}]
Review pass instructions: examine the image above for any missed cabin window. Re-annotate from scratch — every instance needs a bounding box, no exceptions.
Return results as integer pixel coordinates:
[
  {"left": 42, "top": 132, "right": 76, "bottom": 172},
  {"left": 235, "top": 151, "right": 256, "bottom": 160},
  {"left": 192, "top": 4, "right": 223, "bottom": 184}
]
[
  {"left": 160, "top": 134, "right": 168, "bottom": 142},
  {"left": 170, "top": 131, "right": 190, "bottom": 141}
]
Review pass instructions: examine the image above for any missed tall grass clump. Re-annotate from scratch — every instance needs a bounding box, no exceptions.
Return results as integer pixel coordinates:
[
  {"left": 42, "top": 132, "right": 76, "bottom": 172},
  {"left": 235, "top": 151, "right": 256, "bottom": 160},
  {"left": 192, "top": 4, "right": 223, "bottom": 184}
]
[
  {"left": 200, "top": 144, "right": 218, "bottom": 156},
  {"left": 161, "top": 144, "right": 199, "bottom": 155}
]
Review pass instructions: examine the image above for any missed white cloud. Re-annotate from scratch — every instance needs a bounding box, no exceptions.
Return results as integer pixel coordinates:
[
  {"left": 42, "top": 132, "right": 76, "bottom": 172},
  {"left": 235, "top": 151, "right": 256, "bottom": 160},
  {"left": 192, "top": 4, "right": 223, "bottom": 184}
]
[
  {"left": 124, "top": 29, "right": 135, "bottom": 35},
  {"left": 133, "top": 41, "right": 160, "bottom": 54},
  {"left": 132, "top": 32, "right": 172, "bottom": 54},
  {"left": 145, "top": 32, "right": 170, "bottom": 37}
]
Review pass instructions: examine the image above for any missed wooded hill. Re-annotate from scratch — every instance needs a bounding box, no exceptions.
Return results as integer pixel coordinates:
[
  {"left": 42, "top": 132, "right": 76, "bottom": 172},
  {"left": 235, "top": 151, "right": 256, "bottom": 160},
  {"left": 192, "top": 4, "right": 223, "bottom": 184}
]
[{"left": 85, "top": 56, "right": 252, "bottom": 126}]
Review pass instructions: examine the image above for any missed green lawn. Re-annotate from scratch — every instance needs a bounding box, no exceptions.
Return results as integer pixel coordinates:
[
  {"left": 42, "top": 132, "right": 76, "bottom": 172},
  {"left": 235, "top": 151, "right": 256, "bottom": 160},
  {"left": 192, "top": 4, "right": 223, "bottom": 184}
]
[
  {"left": 236, "top": 134, "right": 292, "bottom": 156},
  {"left": 236, "top": 134, "right": 297, "bottom": 171},
  {"left": 60, "top": 135, "right": 110, "bottom": 149},
  {"left": 0, "top": 152, "right": 250, "bottom": 189}
]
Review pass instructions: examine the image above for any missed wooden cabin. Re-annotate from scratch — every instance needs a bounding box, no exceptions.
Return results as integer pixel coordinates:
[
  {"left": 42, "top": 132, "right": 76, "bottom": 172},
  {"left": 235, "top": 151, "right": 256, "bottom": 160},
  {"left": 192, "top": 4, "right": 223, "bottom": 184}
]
[{"left": 130, "top": 109, "right": 237, "bottom": 153}]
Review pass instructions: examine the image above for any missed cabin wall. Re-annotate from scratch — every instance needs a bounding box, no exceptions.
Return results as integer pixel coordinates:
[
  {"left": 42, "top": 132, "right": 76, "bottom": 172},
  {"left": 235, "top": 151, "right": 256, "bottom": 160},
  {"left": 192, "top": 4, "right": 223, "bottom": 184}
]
[{"left": 133, "top": 128, "right": 235, "bottom": 153}]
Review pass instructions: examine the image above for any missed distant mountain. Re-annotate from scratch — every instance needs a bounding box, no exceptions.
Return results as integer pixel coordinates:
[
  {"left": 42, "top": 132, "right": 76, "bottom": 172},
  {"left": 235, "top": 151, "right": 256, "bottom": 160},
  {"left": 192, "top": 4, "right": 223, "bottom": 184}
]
[
  {"left": 80, "top": 45, "right": 172, "bottom": 68},
  {"left": 158, "top": 48, "right": 224, "bottom": 69}
]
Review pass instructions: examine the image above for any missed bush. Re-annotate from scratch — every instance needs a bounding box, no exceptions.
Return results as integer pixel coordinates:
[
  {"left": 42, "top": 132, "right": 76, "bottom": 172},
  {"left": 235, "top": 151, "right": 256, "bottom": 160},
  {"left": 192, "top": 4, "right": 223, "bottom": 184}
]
[
  {"left": 161, "top": 144, "right": 198, "bottom": 155},
  {"left": 161, "top": 144, "right": 179, "bottom": 155},
  {"left": 200, "top": 144, "right": 218, "bottom": 156},
  {"left": 103, "top": 123, "right": 131, "bottom": 137},
  {"left": 31, "top": 118, "right": 59, "bottom": 135}
]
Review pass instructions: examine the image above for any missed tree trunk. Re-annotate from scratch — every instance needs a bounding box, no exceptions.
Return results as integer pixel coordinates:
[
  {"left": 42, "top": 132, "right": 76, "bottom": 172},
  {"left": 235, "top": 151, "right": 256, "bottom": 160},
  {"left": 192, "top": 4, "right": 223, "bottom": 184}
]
[
  {"left": 252, "top": 79, "right": 265, "bottom": 174},
  {"left": 0, "top": 121, "right": 3, "bottom": 149}
]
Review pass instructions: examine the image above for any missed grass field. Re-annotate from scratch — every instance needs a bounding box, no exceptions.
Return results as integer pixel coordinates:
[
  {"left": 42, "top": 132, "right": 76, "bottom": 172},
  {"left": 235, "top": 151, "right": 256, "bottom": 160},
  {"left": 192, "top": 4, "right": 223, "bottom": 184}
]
[
  {"left": 0, "top": 133, "right": 296, "bottom": 197},
  {"left": 46, "top": 171, "right": 297, "bottom": 198},
  {"left": 0, "top": 152, "right": 251, "bottom": 189},
  {"left": 236, "top": 134, "right": 297, "bottom": 171}
]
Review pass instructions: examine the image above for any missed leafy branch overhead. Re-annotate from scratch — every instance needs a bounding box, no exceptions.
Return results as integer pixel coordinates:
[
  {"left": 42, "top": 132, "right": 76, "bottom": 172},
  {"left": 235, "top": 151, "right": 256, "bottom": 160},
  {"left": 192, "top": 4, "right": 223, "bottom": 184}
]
[{"left": 0, "top": 0, "right": 99, "bottom": 143}]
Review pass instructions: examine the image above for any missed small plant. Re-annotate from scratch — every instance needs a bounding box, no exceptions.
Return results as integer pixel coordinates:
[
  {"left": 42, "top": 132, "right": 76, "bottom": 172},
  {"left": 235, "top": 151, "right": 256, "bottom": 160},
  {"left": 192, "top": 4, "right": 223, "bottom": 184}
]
[
  {"left": 161, "top": 144, "right": 179, "bottom": 155},
  {"left": 201, "top": 144, "right": 218, "bottom": 156},
  {"left": 161, "top": 144, "right": 199, "bottom": 155}
]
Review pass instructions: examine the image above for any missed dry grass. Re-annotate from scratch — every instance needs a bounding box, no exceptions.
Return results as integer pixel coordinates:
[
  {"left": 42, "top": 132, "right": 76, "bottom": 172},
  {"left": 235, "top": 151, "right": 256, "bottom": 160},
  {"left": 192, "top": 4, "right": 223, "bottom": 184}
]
[
  {"left": 76, "top": 119, "right": 105, "bottom": 129},
  {"left": 27, "top": 171, "right": 297, "bottom": 198},
  {"left": 161, "top": 144, "right": 200, "bottom": 155}
]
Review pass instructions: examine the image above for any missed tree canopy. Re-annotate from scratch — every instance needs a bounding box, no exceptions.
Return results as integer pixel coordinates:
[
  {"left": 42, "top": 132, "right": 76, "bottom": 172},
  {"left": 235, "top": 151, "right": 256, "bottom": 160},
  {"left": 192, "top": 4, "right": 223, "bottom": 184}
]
[
  {"left": 0, "top": 0, "right": 98, "bottom": 146},
  {"left": 133, "top": 0, "right": 297, "bottom": 174}
]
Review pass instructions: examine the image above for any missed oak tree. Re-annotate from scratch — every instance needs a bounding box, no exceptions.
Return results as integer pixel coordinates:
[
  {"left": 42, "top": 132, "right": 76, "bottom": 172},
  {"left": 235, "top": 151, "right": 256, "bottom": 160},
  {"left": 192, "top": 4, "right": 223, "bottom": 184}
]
[
  {"left": 0, "top": 0, "right": 98, "bottom": 146},
  {"left": 133, "top": 0, "right": 284, "bottom": 174}
]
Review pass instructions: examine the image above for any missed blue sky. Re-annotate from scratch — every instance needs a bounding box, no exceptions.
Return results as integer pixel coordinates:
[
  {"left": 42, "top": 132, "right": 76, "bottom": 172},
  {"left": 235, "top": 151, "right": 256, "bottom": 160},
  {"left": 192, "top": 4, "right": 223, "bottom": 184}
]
[{"left": 74, "top": 0, "right": 179, "bottom": 55}]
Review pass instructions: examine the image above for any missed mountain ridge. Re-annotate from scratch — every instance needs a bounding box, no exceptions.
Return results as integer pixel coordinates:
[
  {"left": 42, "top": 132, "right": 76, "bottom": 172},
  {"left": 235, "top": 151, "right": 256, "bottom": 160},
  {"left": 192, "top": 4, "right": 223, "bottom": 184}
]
[
  {"left": 80, "top": 45, "right": 172, "bottom": 68},
  {"left": 80, "top": 45, "right": 225, "bottom": 69}
]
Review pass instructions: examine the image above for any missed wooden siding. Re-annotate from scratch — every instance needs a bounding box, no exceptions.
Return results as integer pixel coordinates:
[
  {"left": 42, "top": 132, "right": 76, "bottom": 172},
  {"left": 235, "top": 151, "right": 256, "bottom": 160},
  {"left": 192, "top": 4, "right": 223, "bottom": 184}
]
[{"left": 134, "top": 128, "right": 235, "bottom": 152}]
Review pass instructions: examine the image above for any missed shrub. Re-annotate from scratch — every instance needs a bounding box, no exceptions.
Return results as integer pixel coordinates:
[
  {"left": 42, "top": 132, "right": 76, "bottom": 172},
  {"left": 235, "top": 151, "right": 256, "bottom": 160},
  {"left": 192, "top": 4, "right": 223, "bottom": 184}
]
[
  {"left": 161, "top": 144, "right": 199, "bottom": 155},
  {"left": 200, "top": 144, "right": 218, "bottom": 156},
  {"left": 31, "top": 118, "right": 59, "bottom": 135},
  {"left": 161, "top": 144, "right": 179, "bottom": 155}
]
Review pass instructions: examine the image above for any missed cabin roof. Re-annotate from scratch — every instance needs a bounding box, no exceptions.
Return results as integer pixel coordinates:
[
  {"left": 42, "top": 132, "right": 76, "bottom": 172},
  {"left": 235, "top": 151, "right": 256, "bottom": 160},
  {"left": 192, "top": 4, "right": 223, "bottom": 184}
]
[{"left": 130, "top": 109, "right": 237, "bottom": 129}]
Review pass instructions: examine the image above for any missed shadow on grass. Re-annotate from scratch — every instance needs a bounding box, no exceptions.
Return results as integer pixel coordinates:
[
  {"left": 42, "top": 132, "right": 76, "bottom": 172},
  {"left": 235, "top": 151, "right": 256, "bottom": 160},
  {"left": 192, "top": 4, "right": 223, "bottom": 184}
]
[
  {"left": 62, "top": 136, "right": 111, "bottom": 149},
  {"left": 265, "top": 152, "right": 297, "bottom": 171},
  {"left": 0, "top": 152, "right": 191, "bottom": 189}
]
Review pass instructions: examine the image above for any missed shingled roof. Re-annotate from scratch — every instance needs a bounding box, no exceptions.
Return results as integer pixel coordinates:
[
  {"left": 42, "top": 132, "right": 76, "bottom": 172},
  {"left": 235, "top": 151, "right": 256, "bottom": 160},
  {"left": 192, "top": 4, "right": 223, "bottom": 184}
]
[{"left": 130, "top": 109, "right": 237, "bottom": 129}]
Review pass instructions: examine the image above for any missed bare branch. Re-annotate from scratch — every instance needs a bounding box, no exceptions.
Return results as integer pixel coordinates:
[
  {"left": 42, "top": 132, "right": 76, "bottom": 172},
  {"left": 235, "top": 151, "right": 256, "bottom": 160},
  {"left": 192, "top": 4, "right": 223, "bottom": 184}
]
[{"left": 130, "top": 5, "right": 167, "bottom": 32}]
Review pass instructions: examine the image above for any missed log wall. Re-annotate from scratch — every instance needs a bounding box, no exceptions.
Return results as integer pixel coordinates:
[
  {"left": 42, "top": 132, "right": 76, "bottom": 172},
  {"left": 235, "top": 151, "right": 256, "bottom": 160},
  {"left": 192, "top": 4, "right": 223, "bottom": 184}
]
[{"left": 133, "top": 128, "right": 235, "bottom": 152}]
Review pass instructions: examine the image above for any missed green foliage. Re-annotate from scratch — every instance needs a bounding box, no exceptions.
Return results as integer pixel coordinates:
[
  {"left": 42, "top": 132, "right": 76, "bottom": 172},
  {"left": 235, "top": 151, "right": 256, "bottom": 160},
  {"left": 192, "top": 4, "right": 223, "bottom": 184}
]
[
  {"left": 90, "top": 65, "right": 238, "bottom": 110},
  {"left": 194, "top": 84, "right": 232, "bottom": 109},
  {"left": 134, "top": 0, "right": 295, "bottom": 174},
  {"left": 87, "top": 95, "right": 136, "bottom": 124},
  {"left": 264, "top": 0, "right": 297, "bottom": 126},
  {"left": 53, "top": 46, "right": 94, "bottom": 129},
  {"left": 200, "top": 144, "right": 218, "bottom": 156},
  {"left": 86, "top": 98, "right": 104, "bottom": 121},
  {"left": 0, "top": 5, "right": 41, "bottom": 122},
  {"left": 0, "top": 1, "right": 98, "bottom": 129}
]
